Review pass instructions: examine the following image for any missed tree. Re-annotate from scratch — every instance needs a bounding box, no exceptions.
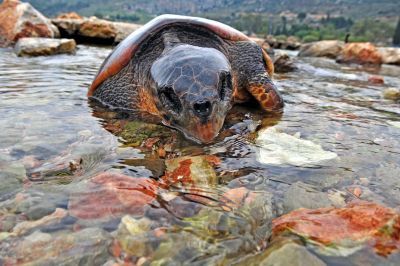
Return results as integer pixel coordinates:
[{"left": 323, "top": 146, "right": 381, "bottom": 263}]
[
  {"left": 394, "top": 17, "right": 400, "bottom": 46},
  {"left": 297, "top": 12, "right": 307, "bottom": 22}
]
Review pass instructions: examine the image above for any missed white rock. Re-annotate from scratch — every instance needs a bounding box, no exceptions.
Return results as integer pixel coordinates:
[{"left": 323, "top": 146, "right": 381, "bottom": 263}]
[
  {"left": 256, "top": 127, "right": 338, "bottom": 166},
  {"left": 14, "top": 37, "right": 76, "bottom": 57}
]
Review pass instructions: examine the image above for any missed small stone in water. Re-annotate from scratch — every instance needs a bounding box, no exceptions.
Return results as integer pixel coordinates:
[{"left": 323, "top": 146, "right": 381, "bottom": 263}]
[
  {"left": 256, "top": 127, "right": 338, "bottom": 166},
  {"left": 383, "top": 88, "right": 400, "bottom": 100}
]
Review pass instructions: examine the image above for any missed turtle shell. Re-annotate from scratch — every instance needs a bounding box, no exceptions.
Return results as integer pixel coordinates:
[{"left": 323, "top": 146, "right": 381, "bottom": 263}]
[{"left": 88, "top": 14, "right": 274, "bottom": 96}]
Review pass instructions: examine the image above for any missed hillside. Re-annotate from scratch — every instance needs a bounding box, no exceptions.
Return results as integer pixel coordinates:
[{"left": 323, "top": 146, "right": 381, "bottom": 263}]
[{"left": 26, "top": 0, "right": 400, "bottom": 20}]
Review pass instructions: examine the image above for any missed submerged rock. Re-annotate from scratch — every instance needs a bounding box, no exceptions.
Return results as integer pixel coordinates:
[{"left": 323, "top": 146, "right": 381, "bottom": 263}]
[
  {"left": 337, "top": 42, "right": 382, "bottom": 65},
  {"left": 256, "top": 242, "right": 327, "bottom": 266},
  {"left": 298, "top": 40, "right": 344, "bottom": 59},
  {"left": 14, "top": 37, "right": 76, "bottom": 56},
  {"left": 0, "top": 161, "right": 25, "bottom": 201},
  {"left": 69, "top": 173, "right": 158, "bottom": 221},
  {"left": 256, "top": 127, "right": 338, "bottom": 167},
  {"left": 272, "top": 201, "right": 400, "bottom": 257},
  {"left": 383, "top": 88, "right": 400, "bottom": 100},
  {"left": 283, "top": 182, "right": 334, "bottom": 213},
  {"left": 378, "top": 47, "right": 400, "bottom": 65},
  {"left": 0, "top": 0, "right": 59, "bottom": 47},
  {"left": 163, "top": 155, "right": 219, "bottom": 186},
  {"left": 1, "top": 227, "right": 111, "bottom": 265}
]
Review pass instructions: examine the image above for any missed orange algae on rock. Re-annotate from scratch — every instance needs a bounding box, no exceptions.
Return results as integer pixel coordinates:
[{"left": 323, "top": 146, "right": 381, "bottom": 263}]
[{"left": 272, "top": 201, "right": 400, "bottom": 256}]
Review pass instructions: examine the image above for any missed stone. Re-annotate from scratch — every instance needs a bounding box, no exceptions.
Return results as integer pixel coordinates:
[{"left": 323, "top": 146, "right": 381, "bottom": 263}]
[
  {"left": 256, "top": 127, "right": 338, "bottom": 167},
  {"left": 337, "top": 42, "right": 382, "bottom": 65},
  {"left": 56, "top": 12, "right": 83, "bottom": 20},
  {"left": 283, "top": 182, "right": 333, "bottom": 213},
  {"left": 163, "top": 155, "right": 219, "bottom": 186},
  {"left": 272, "top": 201, "right": 400, "bottom": 257},
  {"left": 249, "top": 37, "right": 274, "bottom": 55},
  {"left": 266, "top": 35, "right": 301, "bottom": 50},
  {"left": 298, "top": 40, "right": 344, "bottom": 59},
  {"left": 0, "top": 227, "right": 112, "bottom": 265},
  {"left": 378, "top": 47, "right": 400, "bottom": 65},
  {"left": 69, "top": 173, "right": 158, "bottom": 220},
  {"left": 0, "top": 0, "right": 59, "bottom": 47},
  {"left": 261, "top": 243, "right": 326, "bottom": 266},
  {"left": 273, "top": 53, "right": 297, "bottom": 73},
  {"left": 14, "top": 37, "right": 76, "bottom": 56},
  {"left": 368, "top": 75, "right": 384, "bottom": 85},
  {"left": 0, "top": 161, "right": 25, "bottom": 201},
  {"left": 12, "top": 208, "right": 67, "bottom": 235},
  {"left": 383, "top": 88, "right": 400, "bottom": 100},
  {"left": 51, "top": 16, "right": 142, "bottom": 44}
]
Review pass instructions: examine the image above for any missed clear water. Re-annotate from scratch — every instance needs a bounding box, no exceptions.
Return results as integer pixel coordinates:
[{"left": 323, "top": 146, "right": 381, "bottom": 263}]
[{"left": 0, "top": 45, "right": 400, "bottom": 265}]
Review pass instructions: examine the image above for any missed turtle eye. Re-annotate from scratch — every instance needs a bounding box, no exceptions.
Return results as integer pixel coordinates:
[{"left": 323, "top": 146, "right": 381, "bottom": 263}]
[
  {"left": 159, "top": 86, "right": 182, "bottom": 114},
  {"left": 219, "top": 72, "right": 232, "bottom": 101}
]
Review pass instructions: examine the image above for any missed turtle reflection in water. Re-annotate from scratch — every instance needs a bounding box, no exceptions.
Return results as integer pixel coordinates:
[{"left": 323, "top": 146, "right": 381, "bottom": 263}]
[{"left": 89, "top": 14, "right": 284, "bottom": 144}]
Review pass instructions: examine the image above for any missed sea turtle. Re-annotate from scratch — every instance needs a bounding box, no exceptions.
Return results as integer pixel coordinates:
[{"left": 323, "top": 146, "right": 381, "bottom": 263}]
[{"left": 89, "top": 14, "right": 284, "bottom": 143}]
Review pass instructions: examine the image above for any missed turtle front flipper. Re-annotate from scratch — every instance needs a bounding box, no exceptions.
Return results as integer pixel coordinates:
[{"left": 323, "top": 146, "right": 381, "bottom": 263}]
[{"left": 229, "top": 41, "right": 284, "bottom": 112}]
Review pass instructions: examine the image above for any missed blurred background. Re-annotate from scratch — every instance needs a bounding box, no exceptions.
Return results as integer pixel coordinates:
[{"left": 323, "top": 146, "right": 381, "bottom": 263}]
[{"left": 26, "top": 0, "right": 400, "bottom": 46}]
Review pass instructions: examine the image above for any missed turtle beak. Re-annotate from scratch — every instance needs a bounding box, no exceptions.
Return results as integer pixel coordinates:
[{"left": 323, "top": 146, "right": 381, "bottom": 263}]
[{"left": 187, "top": 114, "right": 225, "bottom": 144}]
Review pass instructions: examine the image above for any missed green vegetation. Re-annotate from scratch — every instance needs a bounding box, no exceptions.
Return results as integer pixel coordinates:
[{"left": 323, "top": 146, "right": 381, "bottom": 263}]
[{"left": 25, "top": 0, "right": 399, "bottom": 45}]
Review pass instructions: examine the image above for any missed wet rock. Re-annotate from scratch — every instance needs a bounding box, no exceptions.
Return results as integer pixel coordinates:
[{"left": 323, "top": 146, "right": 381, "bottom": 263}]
[
  {"left": 69, "top": 173, "right": 157, "bottom": 221},
  {"left": 266, "top": 35, "right": 301, "bottom": 50},
  {"left": 0, "top": 214, "right": 17, "bottom": 232},
  {"left": 1, "top": 227, "right": 112, "bottom": 265},
  {"left": 163, "top": 155, "right": 219, "bottom": 186},
  {"left": 272, "top": 201, "right": 400, "bottom": 257},
  {"left": 283, "top": 182, "right": 334, "bottom": 213},
  {"left": 337, "top": 42, "right": 382, "bottom": 65},
  {"left": 0, "top": 0, "right": 59, "bottom": 47},
  {"left": 116, "top": 215, "right": 154, "bottom": 257},
  {"left": 368, "top": 75, "right": 384, "bottom": 85},
  {"left": 383, "top": 88, "right": 400, "bottom": 100},
  {"left": 12, "top": 208, "right": 67, "bottom": 235},
  {"left": 250, "top": 37, "right": 274, "bottom": 55},
  {"left": 119, "top": 120, "right": 174, "bottom": 147},
  {"left": 378, "top": 47, "right": 400, "bottom": 65},
  {"left": 51, "top": 16, "right": 142, "bottom": 44},
  {"left": 256, "top": 127, "right": 338, "bottom": 167},
  {"left": 0, "top": 162, "right": 25, "bottom": 201},
  {"left": 273, "top": 53, "right": 297, "bottom": 73},
  {"left": 24, "top": 201, "right": 57, "bottom": 221},
  {"left": 261, "top": 243, "right": 326, "bottom": 266},
  {"left": 298, "top": 40, "right": 344, "bottom": 59},
  {"left": 14, "top": 37, "right": 76, "bottom": 56}
]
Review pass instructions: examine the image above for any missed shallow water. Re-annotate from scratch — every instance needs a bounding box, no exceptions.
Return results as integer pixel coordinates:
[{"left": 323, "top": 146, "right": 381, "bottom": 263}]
[{"left": 1, "top": 45, "right": 400, "bottom": 265}]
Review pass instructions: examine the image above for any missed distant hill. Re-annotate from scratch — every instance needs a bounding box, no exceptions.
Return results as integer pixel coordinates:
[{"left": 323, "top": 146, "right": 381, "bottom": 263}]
[{"left": 26, "top": 0, "right": 400, "bottom": 20}]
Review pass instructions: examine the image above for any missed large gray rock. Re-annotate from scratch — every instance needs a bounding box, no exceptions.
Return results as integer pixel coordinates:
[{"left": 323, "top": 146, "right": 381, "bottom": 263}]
[
  {"left": 14, "top": 37, "right": 76, "bottom": 56},
  {"left": 0, "top": 0, "right": 59, "bottom": 47},
  {"left": 283, "top": 181, "right": 333, "bottom": 213},
  {"left": 378, "top": 47, "right": 400, "bottom": 65},
  {"left": 299, "top": 40, "right": 345, "bottom": 59}
]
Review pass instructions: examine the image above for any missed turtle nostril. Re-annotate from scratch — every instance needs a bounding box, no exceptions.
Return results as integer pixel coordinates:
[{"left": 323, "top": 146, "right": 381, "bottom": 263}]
[{"left": 193, "top": 100, "right": 212, "bottom": 118}]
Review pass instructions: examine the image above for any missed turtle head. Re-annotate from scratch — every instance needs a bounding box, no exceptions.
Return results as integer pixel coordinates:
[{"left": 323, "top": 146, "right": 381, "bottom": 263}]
[{"left": 150, "top": 45, "right": 233, "bottom": 143}]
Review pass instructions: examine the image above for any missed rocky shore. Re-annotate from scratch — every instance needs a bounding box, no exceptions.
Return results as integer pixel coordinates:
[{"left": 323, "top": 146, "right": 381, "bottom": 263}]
[{"left": 1, "top": 0, "right": 399, "bottom": 68}]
